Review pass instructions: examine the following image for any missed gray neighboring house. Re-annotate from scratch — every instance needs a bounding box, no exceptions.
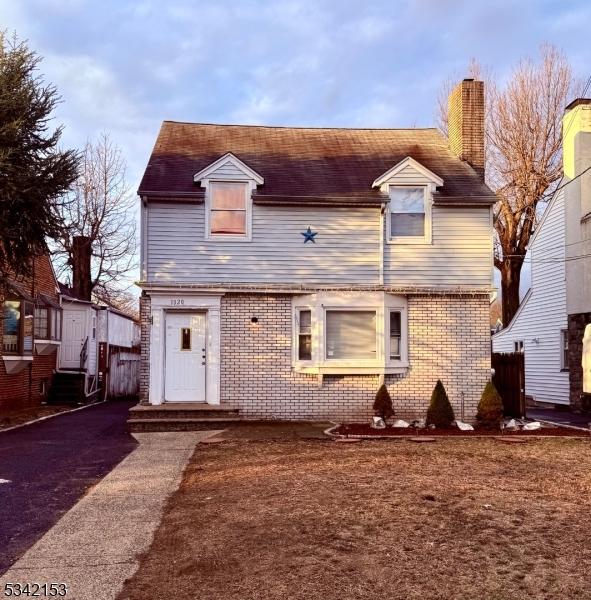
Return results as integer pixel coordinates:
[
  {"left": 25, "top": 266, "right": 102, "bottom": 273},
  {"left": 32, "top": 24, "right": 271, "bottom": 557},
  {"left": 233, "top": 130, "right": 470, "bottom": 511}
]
[{"left": 135, "top": 79, "right": 496, "bottom": 423}]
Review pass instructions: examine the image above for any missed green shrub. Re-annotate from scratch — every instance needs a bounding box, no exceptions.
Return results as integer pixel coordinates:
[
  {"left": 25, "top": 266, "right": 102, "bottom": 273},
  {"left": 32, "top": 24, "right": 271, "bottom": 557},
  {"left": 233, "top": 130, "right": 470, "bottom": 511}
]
[
  {"left": 426, "top": 380, "right": 455, "bottom": 428},
  {"left": 476, "top": 381, "right": 504, "bottom": 428},
  {"left": 373, "top": 384, "right": 394, "bottom": 421}
]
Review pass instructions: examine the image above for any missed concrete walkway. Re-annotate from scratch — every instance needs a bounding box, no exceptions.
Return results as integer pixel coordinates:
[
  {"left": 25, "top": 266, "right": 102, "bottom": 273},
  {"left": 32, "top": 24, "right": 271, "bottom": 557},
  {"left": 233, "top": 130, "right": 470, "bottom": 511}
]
[{"left": 0, "top": 431, "right": 221, "bottom": 600}]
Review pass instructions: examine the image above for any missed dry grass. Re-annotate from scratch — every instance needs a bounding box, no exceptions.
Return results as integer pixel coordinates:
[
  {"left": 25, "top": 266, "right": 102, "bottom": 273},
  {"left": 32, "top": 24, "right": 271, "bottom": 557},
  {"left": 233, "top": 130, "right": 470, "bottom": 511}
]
[
  {"left": 0, "top": 405, "right": 74, "bottom": 430},
  {"left": 119, "top": 438, "right": 591, "bottom": 600}
]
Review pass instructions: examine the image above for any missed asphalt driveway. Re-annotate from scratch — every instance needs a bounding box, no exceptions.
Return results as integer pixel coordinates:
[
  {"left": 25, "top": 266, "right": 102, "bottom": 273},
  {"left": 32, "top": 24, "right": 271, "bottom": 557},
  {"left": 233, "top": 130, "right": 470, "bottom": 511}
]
[{"left": 0, "top": 400, "right": 137, "bottom": 574}]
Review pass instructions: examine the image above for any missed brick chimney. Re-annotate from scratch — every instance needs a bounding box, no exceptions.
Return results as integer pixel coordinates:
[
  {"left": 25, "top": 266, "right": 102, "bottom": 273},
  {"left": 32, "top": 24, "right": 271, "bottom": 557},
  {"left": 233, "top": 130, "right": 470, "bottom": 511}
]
[
  {"left": 448, "top": 79, "right": 485, "bottom": 178},
  {"left": 71, "top": 235, "right": 92, "bottom": 301}
]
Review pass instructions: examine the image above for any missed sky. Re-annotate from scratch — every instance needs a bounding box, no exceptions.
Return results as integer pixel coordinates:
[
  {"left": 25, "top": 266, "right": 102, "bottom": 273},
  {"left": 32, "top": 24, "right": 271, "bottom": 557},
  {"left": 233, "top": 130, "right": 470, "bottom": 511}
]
[{"left": 1, "top": 0, "right": 590, "bottom": 290}]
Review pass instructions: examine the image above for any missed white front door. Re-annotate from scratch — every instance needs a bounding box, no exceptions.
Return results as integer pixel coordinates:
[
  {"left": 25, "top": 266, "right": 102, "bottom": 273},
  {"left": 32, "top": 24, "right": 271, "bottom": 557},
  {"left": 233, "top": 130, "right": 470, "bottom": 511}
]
[
  {"left": 61, "top": 308, "right": 87, "bottom": 369},
  {"left": 165, "top": 312, "right": 206, "bottom": 402}
]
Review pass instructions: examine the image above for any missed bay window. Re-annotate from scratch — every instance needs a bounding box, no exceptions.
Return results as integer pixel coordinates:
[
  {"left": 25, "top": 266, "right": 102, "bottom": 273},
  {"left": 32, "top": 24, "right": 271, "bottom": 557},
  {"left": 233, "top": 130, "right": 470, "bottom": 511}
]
[
  {"left": 2, "top": 299, "right": 34, "bottom": 355},
  {"left": 208, "top": 181, "right": 249, "bottom": 238},
  {"left": 293, "top": 292, "right": 408, "bottom": 374},
  {"left": 34, "top": 298, "right": 62, "bottom": 341}
]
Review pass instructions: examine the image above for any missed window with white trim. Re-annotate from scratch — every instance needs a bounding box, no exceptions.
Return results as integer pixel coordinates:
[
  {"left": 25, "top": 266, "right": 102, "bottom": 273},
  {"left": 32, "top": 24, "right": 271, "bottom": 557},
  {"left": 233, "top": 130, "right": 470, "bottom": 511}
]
[
  {"left": 296, "top": 309, "right": 312, "bottom": 361},
  {"left": 389, "top": 310, "right": 402, "bottom": 360},
  {"left": 560, "top": 329, "right": 569, "bottom": 371},
  {"left": 292, "top": 292, "right": 408, "bottom": 374},
  {"left": 388, "top": 186, "right": 431, "bottom": 243},
  {"left": 208, "top": 181, "right": 249, "bottom": 237},
  {"left": 325, "top": 310, "right": 377, "bottom": 360},
  {"left": 514, "top": 340, "right": 524, "bottom": 353}
]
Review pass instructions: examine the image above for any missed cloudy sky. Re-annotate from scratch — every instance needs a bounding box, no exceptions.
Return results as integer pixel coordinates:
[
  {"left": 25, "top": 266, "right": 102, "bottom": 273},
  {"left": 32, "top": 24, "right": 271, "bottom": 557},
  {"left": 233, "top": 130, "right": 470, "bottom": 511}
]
[{"left": 2, "top": 0, "right": 590, "bottom": 290}]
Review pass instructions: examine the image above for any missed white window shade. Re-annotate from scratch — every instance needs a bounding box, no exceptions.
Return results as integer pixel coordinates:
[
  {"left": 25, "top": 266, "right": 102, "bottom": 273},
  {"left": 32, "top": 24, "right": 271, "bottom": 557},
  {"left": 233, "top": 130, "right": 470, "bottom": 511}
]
[
  {"left": 326, "top": 311, "right": 376, "bottom": 359},
  {"left": 390, "top": 187, "right": 425, "bottom": 237}
]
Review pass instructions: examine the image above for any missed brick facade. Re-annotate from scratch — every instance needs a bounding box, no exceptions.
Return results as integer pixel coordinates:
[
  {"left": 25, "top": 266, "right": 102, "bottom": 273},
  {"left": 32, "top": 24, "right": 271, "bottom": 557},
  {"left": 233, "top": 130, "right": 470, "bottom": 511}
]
[
  {"left": 0, "top": 255, "right": 60, "bottom": 413},
  {"left": 215, "top": 293, "right": 490, "bottom": 422},
  {"left": 567, "top": 312, "right": 591, "bottom": 411}
]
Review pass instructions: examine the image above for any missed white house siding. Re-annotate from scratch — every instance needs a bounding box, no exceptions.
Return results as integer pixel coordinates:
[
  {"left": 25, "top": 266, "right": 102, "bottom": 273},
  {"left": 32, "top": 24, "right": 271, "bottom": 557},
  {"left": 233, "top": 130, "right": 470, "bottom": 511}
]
[
  {"left": 147, "top": 202, "right": 492, "bottom": 289},
  {"left": 384, "top": 206, "right": 492, "bottom": 288},
  {"left": 106, "top": 312, "right": 140, "bottom": 348},
  {"left": 492, "top": 190, "right": 569, "bottom": 405},
  {"left": 147, "top": 203, "right": 381, "bottom": 285}
]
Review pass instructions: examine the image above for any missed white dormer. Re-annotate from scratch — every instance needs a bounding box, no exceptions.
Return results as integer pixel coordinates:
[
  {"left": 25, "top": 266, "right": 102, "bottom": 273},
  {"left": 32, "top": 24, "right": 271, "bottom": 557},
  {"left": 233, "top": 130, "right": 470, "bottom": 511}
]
[
  {"left": 373, "top": 157, "right": 443, "bottom": 246},
  {"left": 194, "top": 153, "right": 264, "bottom": 242}
]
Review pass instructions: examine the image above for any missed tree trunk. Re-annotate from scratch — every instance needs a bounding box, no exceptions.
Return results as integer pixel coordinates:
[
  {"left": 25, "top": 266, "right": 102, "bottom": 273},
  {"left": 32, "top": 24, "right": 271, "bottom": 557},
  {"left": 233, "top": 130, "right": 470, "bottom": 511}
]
[
  {"left": 72, "top": 236, "right": 92, "bottom": 301},
  {"left": 500, "top": 258, "right": 523, "bottom": 326}
]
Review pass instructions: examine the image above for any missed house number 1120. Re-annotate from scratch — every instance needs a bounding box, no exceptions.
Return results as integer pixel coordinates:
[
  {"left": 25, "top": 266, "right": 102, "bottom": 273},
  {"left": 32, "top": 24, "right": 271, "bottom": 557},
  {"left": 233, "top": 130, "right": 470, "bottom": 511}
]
[{"left": 170, "top": 299, "right": 184, "bottom": 306}]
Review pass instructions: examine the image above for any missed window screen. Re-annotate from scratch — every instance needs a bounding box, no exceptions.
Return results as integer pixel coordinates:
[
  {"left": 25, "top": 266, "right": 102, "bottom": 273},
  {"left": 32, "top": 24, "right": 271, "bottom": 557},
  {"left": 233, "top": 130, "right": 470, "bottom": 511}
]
[
  {"left": 297, "top": 310, "right": 312, "bottom": 360},
  {"left": 390, "top": 311, "right": 402, "bottom": 360}
]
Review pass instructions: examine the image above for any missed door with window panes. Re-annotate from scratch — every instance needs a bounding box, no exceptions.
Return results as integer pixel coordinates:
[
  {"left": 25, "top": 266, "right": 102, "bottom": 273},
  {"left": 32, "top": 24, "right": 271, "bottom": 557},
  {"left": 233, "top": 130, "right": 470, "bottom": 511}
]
[{"left": 165, "top": 312, "right": 206, "bottom": 402}]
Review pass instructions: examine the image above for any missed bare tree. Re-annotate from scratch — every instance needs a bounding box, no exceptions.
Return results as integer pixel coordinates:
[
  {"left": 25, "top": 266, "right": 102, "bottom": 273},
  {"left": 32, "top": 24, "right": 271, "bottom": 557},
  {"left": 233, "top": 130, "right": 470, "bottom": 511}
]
[
  {"left": 437, "top": 46, "right": 580, "bottom": 325},
  {"left": 54, "top": 133, "right": 137, "bottom": 302}
]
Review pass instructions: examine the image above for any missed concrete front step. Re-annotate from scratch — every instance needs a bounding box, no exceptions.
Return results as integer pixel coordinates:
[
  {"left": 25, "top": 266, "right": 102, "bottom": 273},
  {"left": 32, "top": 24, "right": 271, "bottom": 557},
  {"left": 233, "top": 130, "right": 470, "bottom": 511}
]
[
  {"left": 128, "top": 407, "right": 240, "bottom": 420},
  {"left": 128, "top": 417, "right": 242, "bottom": 432}
]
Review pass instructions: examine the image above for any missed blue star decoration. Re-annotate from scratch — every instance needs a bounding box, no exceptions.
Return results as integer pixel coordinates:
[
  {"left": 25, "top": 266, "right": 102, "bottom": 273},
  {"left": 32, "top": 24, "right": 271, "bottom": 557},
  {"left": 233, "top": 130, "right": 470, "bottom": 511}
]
[{"left": 301, "top": 226, "right": 318, "bottom": 243}]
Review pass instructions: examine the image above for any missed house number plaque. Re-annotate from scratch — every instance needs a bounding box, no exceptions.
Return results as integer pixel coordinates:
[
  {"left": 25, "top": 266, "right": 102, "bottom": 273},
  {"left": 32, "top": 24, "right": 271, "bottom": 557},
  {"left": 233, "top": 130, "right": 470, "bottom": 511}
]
[{"left": 170, "top": 299, "right": 185, "bottom": 306}]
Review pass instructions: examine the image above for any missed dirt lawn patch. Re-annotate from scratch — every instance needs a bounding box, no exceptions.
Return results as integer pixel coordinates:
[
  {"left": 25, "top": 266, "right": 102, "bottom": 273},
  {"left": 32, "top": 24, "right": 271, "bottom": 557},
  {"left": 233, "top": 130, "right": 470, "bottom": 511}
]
[{"left": 118, "top": 438, "right": 591, "bottom": 600}]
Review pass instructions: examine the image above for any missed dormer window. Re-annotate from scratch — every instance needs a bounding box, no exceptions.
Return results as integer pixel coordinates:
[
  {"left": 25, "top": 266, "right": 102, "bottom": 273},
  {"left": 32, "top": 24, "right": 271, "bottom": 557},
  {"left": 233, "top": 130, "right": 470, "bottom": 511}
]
[
  {"left": 209, "top": 182, "right": 249, "bottom": 237},
  {"left": 388, "top": 186, "right": 430, "bottom": 243}
]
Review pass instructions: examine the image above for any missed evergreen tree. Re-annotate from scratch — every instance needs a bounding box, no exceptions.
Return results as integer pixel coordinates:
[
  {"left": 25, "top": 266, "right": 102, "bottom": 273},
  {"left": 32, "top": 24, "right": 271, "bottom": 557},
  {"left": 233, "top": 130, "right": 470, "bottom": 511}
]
[
  {"left": 426, "top": 380, "right": 455, "bottom": 428},
  {"left": 0, "top": 32, "right": 79, "bottom": 284},
  {"left": 476, "top": 381, "right": 504, "bottom": 429},
  {"left": 373, "top": 384, "right": 394, "bottom": 421}
]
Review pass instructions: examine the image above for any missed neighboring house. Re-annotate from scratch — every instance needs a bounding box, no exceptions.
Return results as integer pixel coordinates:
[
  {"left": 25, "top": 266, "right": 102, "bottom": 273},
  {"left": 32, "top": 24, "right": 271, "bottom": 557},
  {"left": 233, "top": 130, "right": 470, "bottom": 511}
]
[
  {"left": 564, "top": 98, "right": 591, "bottom": 410},
  {"left": 136, "top": 79, "right": 496, "bottom": 423},
  {"left": 0, "top": 254, "right": 62, "bottom": 413},
  {"left": 492, "top": 187, "right": 569, "bottom": 406},
  {"left": 493, "top": 97, "right": 591, "bottom": 411},
  {"left": 55, "top": 284, "right": 140, "bottom": 402}
]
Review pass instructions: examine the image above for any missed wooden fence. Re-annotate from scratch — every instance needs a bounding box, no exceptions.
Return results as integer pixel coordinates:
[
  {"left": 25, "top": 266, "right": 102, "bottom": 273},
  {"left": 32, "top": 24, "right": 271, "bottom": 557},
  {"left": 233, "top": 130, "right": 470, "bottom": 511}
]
[{"left": 492, "top": 352, "right": 526, "bottom": 418}]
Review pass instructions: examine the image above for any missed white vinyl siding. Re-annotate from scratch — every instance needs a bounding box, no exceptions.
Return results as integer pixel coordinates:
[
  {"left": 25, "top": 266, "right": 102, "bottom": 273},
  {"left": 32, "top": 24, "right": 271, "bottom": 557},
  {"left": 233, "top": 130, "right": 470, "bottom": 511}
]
[
  {"left": 147, "top": 204, "right": 380, "bottom": 285},
  {"left": 492, "top": 189, "right": 569, "bottom": 405},
  {"left": 147, "top": 202, "right": 492, "bottom": 288},
  {"left": 384, "top": 205, "right": 492, "bottom": 287}
]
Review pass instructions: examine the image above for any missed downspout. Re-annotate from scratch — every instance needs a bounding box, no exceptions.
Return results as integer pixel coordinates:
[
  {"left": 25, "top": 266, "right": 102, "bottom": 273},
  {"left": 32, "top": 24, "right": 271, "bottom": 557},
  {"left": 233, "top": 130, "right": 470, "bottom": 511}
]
[{"left": 379, "top": 203, "right": 385, "bottom": 286}]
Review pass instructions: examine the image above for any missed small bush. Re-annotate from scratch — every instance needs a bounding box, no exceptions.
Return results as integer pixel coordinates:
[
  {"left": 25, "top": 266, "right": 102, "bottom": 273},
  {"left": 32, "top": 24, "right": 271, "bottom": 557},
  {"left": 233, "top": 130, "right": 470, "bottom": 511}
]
[
  {"left": 476, "top": 381, "right": 504, "bottom": 429},
  {"left": 373, "top": 384, "right": 394, "bottom": 421},
  {"left": 426, "top": 380, "right": 455, "bottom": 428}
]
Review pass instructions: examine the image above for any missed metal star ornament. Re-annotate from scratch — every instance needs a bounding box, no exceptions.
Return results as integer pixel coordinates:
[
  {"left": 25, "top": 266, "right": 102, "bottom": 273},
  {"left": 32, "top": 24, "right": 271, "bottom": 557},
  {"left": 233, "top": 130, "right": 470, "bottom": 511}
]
[{"left": 301, "top": 227, "right": 318, "bottom": 243}]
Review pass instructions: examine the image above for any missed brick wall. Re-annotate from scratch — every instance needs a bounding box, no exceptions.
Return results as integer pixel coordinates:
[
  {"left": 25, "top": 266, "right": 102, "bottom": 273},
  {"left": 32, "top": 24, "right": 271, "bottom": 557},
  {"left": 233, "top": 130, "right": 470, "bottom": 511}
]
[
  {"left": 448, "top": 79, "right": 485, "bottom": 178},
  {"left": 0, "top": 255, "right": 60, "bottom": 413},
  {"left": 139, "top": 293, "right": 151, "bottom": 405},
  {"left": 219, "top": 293, "right": 491, "bottom": 422},
  {"left": 567, "top": 312, "right": 591, "bottom": 411}
]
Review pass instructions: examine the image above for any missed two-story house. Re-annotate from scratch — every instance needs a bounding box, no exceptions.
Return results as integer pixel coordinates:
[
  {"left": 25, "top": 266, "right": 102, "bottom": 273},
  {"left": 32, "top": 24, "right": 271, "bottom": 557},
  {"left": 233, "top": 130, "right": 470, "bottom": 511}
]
[{"left": 134, "top": 79, "right": 495, "bottom": 424}]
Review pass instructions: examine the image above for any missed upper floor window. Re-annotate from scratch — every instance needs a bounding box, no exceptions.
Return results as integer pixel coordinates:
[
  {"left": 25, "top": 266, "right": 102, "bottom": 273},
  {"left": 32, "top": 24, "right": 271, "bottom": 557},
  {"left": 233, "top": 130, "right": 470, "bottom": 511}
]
[
  {"left": 208, "top": 181, "right": 250, "bottom": 239},
  {"left": 3, "top": 299, "right": 34, "bottom": 355},
  {"left": 387, "top": 186, "right": 431, "bottom": 244}
]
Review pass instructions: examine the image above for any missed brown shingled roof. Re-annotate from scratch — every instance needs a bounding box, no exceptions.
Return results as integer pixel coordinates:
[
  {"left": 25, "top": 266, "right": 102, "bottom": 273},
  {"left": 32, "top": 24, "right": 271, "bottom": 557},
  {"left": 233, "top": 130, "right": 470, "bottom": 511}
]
[{"left": 138, "top": 121, "right": 496, "bottom": 205}]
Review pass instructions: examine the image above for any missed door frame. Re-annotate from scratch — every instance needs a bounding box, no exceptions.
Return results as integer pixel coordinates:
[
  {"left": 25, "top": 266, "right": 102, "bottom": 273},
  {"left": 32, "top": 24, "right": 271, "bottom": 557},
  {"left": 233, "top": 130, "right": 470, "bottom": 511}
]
[
  {"left": 148, "top": 293, "right": 222, "bottom": 406},
  {"left": 164, "top": 310, "right": 208, "bottom": 402}
]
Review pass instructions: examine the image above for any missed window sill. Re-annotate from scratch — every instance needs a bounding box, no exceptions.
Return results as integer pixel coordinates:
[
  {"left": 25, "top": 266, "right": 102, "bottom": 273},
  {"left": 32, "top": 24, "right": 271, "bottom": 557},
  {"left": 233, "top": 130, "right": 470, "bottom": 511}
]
[
  {"left": 387, "top": 237, "right": 432, "bottom": 245},
  {"left": 35, "top": 340, "right": 61, "bottom": 355},
  {"left": 293, "top": 363, "right": 409, "bottom": 376},
  {"left": 2, "top": 355, "right": 34, "bottom": 375},
  {"left": 205, "top": 234, "right": 252, "bottom": 243}
]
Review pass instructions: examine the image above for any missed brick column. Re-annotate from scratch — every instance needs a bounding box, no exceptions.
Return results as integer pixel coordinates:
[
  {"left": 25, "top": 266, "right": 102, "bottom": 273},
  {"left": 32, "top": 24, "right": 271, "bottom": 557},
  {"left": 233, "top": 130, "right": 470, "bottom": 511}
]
[{"left": 568, "top": 312, "right": 591, "bottom": 411}]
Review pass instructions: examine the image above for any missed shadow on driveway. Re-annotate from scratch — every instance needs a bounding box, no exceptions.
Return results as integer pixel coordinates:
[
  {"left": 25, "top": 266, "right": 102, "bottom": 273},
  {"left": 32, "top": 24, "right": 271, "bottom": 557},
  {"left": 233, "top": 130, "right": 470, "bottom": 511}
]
[{"left": 0, "top": 400, "right": 138, "bottom": 574}]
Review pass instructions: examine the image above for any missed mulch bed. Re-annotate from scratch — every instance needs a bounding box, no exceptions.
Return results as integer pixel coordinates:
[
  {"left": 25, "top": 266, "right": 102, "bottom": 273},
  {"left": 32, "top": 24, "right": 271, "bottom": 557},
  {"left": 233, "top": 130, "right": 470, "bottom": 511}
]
[{"left": 333, "top": 423, "right": 587, "bottom": 437}]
